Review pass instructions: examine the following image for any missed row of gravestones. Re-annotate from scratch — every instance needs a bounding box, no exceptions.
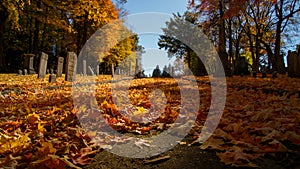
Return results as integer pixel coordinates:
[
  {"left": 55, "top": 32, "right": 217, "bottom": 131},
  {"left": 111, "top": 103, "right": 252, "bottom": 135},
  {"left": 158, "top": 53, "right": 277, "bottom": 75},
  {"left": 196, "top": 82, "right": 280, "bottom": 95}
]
[
  {"left": 19, "top": 52, "right": 142, "bottom": 82},
  {"left": 19, "top": 52, "right": 77, "bottom": 82}
]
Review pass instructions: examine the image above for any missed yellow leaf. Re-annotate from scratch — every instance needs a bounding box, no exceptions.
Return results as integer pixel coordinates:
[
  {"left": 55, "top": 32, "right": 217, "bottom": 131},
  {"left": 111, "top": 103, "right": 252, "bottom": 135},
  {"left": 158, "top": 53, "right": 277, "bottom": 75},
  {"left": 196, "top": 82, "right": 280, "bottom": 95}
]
[{"left": 0, "top": 133, "right": 30, "bottom": 154}]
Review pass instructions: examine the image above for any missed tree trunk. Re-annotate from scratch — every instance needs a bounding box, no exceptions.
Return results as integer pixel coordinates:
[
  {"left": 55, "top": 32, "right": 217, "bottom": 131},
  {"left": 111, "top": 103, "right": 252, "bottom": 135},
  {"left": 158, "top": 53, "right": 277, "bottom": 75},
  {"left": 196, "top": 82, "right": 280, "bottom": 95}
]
[
  {"left": 249, "top": 35, "right": 257, "bottom": 72},
  {"left": 28, "top": 16, "right": 33, "bottom": 53},
  {"left": 228, "top": 19, "right": 234, "bottom": 73},
  {"left": 40, "top": 8, "right": 48, "bottom": 52},
  {"left": 234, "top": 33, "right": 241, "bottom": 73},
  {"left": 217, "top": 0, "right": 229, "bottom": 76},
  {"left": 33, "top": 1, "right": 42, "bottom": 56},
  {"left": 274, "top": 0, "right": 286, "bottom": 74},
  {"left": 261, "top": 41, "right": 275, "bottom": 71},
  {"left": 254, "top": 36, "right": 261, "bottom": 72},
  {"left": 0, "top": 9, "right": 7, "bottom": 72},
  {"left": 274, "top": 20, "right": 285, "bottom": 74}
]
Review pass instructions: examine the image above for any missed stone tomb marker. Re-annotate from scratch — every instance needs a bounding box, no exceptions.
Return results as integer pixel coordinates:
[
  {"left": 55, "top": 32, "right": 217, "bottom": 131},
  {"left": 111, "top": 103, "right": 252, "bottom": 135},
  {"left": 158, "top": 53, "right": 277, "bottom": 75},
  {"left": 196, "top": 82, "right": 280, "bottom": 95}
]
[
  {"left": 88, "top": 66, "right": 95, "bottom": 76},
  {"left": 111, "top": 64, "right": 114, "bottom": 77},
  {"left": 23, "top": 69, "right": 28, "bottom": 75},
  {"left": 65, "top": 52, "right": 77, "bottom": 82},
  {"left": 18, "top": 69, "right": 23, "bottom": 75},
  {"left": 49, "top": 74, "right": 56, "bottom": 83},
  {"left": 287, "top": 51, "right": 300, "bottom": 78},
  {"left": 83, "top": 60, "right": 87, "bottom": 76},
  {"left": 57, "top": 57, "right": 64, "bottom": 77},
  {"left": 96, "top": 65, "right": 99, "bottom": 75},
  {"left": 38, "top": 53, "right": 48, "bottom": 78},
  {"left": 23, "top": 54, "right": 35, "bottom": 74}
]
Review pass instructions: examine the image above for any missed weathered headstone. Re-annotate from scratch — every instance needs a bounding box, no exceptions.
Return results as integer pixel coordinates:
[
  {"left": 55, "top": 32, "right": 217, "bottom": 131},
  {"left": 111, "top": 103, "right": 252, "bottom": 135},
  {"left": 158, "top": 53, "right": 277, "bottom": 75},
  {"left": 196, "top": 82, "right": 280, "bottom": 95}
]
[
  {"left": 49, "top": 74, "right": 56, "bottom": 83},
  {"left": 83, "top": 60, "right": 87, "bottom": 76},
  {"left": 96, "top": 65, "right": 99, "bottom": 75},
  {"left": 169, "top": 66, "right": 174, "bottom": 77},
  {"left": 111, "top": 64, "right": 114, "bottom": 77},
  {"left": 88, "top": 66, "right": 95, "bottom": 76},
  {"left": 135, "top": 58, "right": 139, "bottom": 75},
  {"left": 65, "top": 52, "right": 77, "bottom": 82},
  {"left": 23, "top": 69, "right": 28, "bottom": 75},
  {"left": 38, "top": 53, "right": 48, "bottom": 78},
  {"left": 287, "top": 51, "right": 300, "bottom": 78},
  {"left": 56, "top": 57, "right": 64, "bottom": 77},
  {"left": 18, "top": 70, "right": 23, "bottom": 75},
  {"left": 23, "top": 54, "right": 35, "bottom": 74}
]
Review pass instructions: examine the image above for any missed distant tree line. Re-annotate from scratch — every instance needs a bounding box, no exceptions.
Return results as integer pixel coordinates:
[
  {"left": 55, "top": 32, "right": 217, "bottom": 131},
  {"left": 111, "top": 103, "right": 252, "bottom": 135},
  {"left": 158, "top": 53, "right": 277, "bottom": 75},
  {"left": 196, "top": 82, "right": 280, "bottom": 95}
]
[
  {"left": 0, "top": 0, "right": 139, "bottom": 74},
  {"left": 159, "top": 0, "right": 300, "bottom": 76}
]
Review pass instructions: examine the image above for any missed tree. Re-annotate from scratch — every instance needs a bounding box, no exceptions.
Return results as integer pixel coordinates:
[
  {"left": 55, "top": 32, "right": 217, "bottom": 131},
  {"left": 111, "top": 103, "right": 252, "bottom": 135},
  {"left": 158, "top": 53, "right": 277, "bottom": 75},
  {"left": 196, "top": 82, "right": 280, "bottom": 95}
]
[
  {"left": 273, "top": 0, "right": 300, "bottom": 73},
  {"left": 0, "top": 0, "right": 138, "bottom": 73},
  {"left": 158, "top": 12, "right": 208, "bottom": 76},
  {"left": 189, "top": 0, "right": 300, "bottom": 74},
  {"left": 188, "top": 0, "right": 247, "bottom": 76},
  {"left": 0, "top": 0, "right": 28, "bottom": 72}
]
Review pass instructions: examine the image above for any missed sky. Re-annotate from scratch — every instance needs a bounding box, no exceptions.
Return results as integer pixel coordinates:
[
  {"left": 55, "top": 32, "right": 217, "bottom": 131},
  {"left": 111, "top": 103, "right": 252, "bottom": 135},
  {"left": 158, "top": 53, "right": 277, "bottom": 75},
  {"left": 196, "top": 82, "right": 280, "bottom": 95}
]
[{"left": 121, "top": 0, "right": 189, "bottom": 75}]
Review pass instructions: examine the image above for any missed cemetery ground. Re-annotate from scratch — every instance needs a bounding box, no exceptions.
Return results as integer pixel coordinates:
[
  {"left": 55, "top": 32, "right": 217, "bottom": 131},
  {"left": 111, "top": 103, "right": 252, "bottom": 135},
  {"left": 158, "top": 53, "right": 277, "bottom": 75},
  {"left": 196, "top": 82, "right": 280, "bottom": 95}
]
[{"left": 0, "top": 73, "right": 300, "bottom": 169}]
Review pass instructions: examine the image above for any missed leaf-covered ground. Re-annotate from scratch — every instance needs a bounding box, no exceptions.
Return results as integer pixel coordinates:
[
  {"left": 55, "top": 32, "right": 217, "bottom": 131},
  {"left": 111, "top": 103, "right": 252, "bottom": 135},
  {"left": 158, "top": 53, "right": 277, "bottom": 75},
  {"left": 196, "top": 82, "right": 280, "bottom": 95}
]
[{"left": 0, "top": 74, "right": 300, "bottom": 168}]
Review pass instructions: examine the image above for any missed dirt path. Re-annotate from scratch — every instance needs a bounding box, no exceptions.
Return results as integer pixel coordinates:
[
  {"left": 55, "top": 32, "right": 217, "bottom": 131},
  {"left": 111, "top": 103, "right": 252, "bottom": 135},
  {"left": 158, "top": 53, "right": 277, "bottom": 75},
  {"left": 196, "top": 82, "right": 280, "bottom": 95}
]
[{"left": 84, "top": 135, "right": 300, "bottom": 169}]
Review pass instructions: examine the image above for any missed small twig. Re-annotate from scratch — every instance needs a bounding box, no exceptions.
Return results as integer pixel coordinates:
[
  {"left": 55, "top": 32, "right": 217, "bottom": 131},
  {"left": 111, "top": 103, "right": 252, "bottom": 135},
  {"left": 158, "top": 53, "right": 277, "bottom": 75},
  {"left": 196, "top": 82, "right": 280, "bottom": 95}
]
[{"left": 144, "top": 155, "right": 171, "bottom": 164}]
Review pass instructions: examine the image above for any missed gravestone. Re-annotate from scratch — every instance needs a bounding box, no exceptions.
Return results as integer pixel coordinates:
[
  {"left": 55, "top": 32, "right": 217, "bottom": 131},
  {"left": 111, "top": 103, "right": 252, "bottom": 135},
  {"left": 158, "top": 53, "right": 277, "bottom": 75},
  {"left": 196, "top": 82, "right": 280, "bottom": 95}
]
[
  {"left": 38, "top": 53, "right": 48, "bottom": 78},
  {"left": 135, "top": 58, "right": 140, "bottom": 75},
  {"left": 83, "top": 60, "right": 87, "bottom": 76},
  {"left": 23, "top": 69, "right": 28, "bottom": 75},
  {"left": 49, "top": 74, "right": 56, "bottom": 83},
  {"left": 56, "top": 57, "right": 64, "bottom": 77},
  {"left": 18, "top": 70, "right": 23, "bottom": 75},
  {"left": 65, "top": 52, "right": 77, "bottom": 82},
  {"left": 88, "top": 66, "right": 95, "bottom": 76},
  {"left": 111, "top": 64, "right": 114, "bottom": 77},
  {"left": 23, "top": 54, "right": 35, "bottom": 74},
  {"left": 96, "top": 65, "right": 99, "bottom": 75},
  {"left": 287, "top": 50, "right": 300, "bottom": 78}
]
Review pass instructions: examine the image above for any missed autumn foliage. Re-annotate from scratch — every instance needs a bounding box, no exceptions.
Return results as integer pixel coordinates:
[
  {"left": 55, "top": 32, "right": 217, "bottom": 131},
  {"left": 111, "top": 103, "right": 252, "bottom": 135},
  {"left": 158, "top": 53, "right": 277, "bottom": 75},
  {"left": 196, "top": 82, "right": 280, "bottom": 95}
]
[{"left": 0, "top": 74, "right": 300, "bottom": 168}]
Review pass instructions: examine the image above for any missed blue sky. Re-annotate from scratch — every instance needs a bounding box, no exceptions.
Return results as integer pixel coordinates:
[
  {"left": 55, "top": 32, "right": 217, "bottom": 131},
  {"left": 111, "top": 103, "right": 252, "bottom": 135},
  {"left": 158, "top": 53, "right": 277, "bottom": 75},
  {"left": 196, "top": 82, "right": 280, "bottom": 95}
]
[
  {"left": 123, "top": 0, "right": 188, "bottom": 14},
  {"left": 121, "top": 0, "right": 189, "bottom": 75}
]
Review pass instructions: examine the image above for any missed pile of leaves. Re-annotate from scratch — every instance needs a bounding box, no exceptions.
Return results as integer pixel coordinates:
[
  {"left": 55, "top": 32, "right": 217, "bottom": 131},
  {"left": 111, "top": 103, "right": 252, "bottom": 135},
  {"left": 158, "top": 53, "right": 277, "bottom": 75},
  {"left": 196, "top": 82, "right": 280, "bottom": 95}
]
[
  {"left": 193, "top": 75, "right": 300, "bottom": 167},
  {"left": 0, "top": 74, "right": 300, "bottom": 168}
]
